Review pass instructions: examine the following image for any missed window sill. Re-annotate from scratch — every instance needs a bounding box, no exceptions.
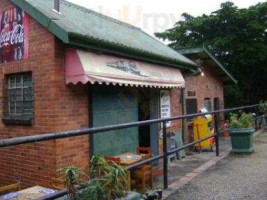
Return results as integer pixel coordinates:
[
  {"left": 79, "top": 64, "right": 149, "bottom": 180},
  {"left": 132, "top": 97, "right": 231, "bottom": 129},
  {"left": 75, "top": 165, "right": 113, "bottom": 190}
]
[{"left": 2, "top": 116, "right": 34, "bottom": 126}]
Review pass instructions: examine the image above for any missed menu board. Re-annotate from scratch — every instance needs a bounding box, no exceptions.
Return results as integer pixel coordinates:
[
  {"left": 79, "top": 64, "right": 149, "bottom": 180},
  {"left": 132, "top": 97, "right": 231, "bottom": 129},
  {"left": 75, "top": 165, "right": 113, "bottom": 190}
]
[{"left": 160, "top": 90, "right": 171, "bottom": 128}]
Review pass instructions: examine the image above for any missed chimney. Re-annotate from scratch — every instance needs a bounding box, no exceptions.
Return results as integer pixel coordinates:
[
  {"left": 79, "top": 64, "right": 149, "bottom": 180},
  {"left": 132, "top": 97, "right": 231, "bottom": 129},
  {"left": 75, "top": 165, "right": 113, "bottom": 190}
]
[{"left": 54, "top": 0, "right": 61, "bottom": 13}]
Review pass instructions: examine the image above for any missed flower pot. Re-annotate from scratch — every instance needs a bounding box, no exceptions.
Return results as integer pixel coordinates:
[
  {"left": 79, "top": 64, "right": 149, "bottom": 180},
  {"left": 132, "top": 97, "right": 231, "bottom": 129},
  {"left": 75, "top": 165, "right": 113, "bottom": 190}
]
[{"left": 229, "top": 128, "right": 254, "bottom": 154}]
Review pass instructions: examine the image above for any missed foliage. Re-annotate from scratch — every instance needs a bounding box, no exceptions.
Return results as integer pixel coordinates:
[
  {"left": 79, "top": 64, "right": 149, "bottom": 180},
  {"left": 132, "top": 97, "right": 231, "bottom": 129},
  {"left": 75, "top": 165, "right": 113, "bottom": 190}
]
[
  {"left": 80, "top": 155, "right": 128, "bottom": 200},
  {"left": 57, "top": 166, "right": 84, "bottom": 200},
  {"left": 259, "top": 100, "right": 267, "bottom": 114},
  {"left": 229, "top": 113, "right": 253, "bottom": 128},
  {"left": 60, "top": 155, "right": 128, "bottom": 200},
  {"left": 155, "top": 1, "right": 267, "bottom": 106}
]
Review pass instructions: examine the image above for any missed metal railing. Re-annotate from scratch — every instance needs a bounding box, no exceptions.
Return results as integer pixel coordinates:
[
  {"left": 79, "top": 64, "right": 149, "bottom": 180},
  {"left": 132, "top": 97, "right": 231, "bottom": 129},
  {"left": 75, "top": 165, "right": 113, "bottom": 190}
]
[{"left": 0, "top": 104, "right": 259, "bottom": 200}]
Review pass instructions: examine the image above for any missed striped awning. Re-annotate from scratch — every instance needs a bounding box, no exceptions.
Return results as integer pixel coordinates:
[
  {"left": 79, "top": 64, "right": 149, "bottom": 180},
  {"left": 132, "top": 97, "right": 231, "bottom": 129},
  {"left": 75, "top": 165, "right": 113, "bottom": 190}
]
[{"left": 65, "top": 49, "right": 185, "bottom": 88}]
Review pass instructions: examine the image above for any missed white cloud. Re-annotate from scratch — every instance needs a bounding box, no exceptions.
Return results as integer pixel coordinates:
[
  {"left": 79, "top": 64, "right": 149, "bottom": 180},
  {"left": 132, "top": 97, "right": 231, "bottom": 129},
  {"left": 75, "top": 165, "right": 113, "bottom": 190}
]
[{"left": 66, "top": 0, "right": 265, "bottom": 36}]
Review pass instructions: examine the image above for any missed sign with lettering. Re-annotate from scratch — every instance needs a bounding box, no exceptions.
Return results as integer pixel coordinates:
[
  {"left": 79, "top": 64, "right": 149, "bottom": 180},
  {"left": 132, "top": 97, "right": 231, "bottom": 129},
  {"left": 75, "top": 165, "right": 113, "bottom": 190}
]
[
  {"left": 160, "top": 90, "right": 171, "bottom": 128},
  {"left": 0, "top": 7, "right": 29, "bottom": 63}
]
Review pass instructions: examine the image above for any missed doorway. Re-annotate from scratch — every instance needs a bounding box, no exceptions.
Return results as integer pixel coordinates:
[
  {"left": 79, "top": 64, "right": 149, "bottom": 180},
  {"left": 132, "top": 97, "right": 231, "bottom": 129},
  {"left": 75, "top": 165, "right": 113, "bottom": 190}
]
[
  {"left": 138, "top": 89, "right": 151, "bottom": 147},
  {"left": 214, "top": 98, "right": 219, "bottom": 111}
]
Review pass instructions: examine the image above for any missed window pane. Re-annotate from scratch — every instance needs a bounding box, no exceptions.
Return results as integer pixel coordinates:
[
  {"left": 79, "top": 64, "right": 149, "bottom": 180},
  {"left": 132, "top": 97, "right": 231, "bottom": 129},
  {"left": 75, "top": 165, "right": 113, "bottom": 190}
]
[
  {"left": 16, "top": 76, "right": 22, "bottom": 88},
  {"left": 16, "top": 101, "right": 23, "bottom": 114},
  {"left": 9, "top": 101, "right": 16, "bottom": 114},
  {"left": 23, "top": 75, "right": 32, "bottom": 87},
  {"left": 23, "top": 88, "right": 33, "bottom": 101},
  {"left": 9, "top": 76, "right": 16, "bottom": 88},
  {"left": 23, "top": 101, "right": 33, "bottom": 114},
  {"left": 7, "top": 73, "right": 33, "bottom": 116}
]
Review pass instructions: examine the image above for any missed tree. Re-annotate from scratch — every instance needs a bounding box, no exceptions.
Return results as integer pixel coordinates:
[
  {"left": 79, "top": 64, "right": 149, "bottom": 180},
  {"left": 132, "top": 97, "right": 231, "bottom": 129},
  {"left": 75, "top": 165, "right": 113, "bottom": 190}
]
[{"left": 155, "top": 1, "right": 267, "bottom": 107}]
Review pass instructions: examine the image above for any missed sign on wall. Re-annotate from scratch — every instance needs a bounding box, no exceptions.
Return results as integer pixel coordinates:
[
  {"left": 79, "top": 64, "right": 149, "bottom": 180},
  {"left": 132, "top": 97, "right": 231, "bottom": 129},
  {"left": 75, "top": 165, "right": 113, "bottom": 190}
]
[
  {"left": 0, "top": 7, "right": 29, "bottom": 63},
  {"left": 160, "top": 90, "right": 171, "bottom": 128}
]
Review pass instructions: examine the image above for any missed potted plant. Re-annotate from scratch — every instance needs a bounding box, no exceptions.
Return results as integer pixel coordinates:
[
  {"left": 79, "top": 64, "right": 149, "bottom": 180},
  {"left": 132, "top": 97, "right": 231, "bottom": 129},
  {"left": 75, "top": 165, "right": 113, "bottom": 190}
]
[
  {"left": 259, "top": 100, "right": 267, "bottom": 130},
  {"left": 58, "top": 155, "right": 143, "bottom": 200},
  {"left": 229, "top": 113, "right": 254, "bottom": 154}
]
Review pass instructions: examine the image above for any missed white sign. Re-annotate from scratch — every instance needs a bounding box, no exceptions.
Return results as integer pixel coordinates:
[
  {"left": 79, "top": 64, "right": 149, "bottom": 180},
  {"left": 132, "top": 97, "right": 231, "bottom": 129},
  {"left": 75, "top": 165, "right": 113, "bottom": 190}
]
[{"left": 160, "top": 90, "right": 171, "bottom": 128}]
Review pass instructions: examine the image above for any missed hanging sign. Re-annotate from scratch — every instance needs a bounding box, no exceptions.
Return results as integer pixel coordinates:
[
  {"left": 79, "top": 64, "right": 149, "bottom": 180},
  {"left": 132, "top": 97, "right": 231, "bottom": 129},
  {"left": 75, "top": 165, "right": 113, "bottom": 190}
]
[
  {"left": 0, "top": 7, "right": 29, "bottom": 63},
  {"left": 160, "top": 90, "right": 171, "bottom": 128}
]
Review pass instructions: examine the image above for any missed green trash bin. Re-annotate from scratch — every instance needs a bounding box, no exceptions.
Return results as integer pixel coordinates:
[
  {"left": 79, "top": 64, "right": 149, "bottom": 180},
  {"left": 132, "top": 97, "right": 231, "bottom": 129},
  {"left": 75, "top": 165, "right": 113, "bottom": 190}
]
[{"left": 229, "top": 128, "right": 255, "bottom": 154}]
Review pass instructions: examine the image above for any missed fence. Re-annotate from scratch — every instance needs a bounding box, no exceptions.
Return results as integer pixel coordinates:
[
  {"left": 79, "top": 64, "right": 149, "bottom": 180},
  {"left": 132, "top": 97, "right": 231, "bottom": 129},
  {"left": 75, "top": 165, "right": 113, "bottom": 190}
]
[{"left": 0, "top": 104, "right": 259, "bottom": 200}]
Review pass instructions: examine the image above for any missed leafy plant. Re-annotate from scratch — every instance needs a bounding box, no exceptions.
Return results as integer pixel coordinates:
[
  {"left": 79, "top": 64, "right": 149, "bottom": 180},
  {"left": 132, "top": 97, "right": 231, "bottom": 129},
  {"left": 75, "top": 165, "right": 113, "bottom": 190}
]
[
  {"left": 259, "top": 100, "right": 267, "bottom": 114},
  {"left": 57, "top": 166, "right": 84, "bottom": 200},
  {"left": 155, "top": 2, "right": 267, "bottom": 107},
  {"left": 60, "top": 155, "right": 128, "bottom": 200},
  {"left": 229, "top": 113, "right": 253, "bottom": 129},
  {"left": 81, "top": 155, "right": 128, "bottom": 200}
]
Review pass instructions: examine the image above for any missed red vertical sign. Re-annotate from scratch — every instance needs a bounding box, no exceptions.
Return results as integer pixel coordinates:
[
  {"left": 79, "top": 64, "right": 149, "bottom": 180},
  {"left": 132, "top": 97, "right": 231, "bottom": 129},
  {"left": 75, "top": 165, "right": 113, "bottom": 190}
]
[{"left": 0, "top": 7, "right": 29, "bottom": 63}]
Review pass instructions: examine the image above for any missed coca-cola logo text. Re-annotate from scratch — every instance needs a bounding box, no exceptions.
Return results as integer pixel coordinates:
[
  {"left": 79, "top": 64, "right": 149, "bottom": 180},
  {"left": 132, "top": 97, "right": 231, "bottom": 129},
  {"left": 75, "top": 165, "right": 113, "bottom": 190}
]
[
  {"left": 0, "top": 7, "right": 29, "bottom": 63},
  {"left": 0, "top": 24, "right": 24, "bottom": 48}
]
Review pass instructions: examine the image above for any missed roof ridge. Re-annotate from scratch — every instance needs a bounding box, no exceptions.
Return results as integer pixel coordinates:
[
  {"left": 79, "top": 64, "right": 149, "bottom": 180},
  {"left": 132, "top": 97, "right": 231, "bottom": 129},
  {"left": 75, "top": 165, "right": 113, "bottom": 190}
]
[{"left": 63, "top": 0, "right": 141, "bottom": 31}]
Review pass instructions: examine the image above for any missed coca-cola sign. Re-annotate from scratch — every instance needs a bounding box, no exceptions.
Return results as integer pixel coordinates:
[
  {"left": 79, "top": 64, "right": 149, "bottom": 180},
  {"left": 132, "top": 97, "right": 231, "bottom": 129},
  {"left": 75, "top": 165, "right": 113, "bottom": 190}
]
[{"left": 0, "top": 7, "right": 29, "bottom": 63}]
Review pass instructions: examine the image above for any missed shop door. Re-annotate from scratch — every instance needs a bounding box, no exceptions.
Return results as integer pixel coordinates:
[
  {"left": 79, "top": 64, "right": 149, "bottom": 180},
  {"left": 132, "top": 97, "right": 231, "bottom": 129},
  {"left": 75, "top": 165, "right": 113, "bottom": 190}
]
[
  {"left": 214, "top": 98, "right": 220, "bottom": 110},
  {"left": 150, "top": 90, "right": 160, "bottom": 157},
  {"left": 91, "top": 85, "right": 138, "bottom": 156}
]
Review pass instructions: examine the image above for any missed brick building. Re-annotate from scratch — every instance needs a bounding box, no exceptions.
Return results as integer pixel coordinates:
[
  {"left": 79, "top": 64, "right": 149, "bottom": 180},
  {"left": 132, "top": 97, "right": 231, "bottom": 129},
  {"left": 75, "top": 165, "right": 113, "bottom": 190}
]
[
  {"left": 179, "top": 47, "right": 237, "bottom": 142},
  {"left": 0, "top": 0, "right": 199, "bottom": 187}
]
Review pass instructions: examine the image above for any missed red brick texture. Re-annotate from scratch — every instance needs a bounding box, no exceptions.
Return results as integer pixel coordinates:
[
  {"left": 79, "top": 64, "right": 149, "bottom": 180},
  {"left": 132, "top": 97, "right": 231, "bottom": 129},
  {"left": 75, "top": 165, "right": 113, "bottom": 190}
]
[
  {"left": 0, "top": 0, "right": 89, "bottom": 188},
  {"left": 169, "top": 59, "right": 225, "bottom": 143},
  {"left": 185, "top": 67, "right": 224, "bottom": 112},
  {"left": 184, "top": 60, "right": 225, "bottom": 143},
  {"left": 169, "top": 89, "right": 182, "bottom": 132}
]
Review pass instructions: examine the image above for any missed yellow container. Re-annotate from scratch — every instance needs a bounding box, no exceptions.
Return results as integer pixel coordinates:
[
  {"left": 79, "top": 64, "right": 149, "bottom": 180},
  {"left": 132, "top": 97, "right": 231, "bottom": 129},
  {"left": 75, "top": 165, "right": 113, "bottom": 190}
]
[{"left": 193, "top": 117, "right": 215, "bottom": 150}]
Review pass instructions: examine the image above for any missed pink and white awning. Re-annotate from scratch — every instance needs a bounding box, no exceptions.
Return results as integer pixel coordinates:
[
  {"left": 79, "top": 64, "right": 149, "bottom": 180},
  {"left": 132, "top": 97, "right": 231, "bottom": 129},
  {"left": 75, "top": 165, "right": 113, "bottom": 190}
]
[{"left": 65, "top": 49, "right": 185, "bottom": 88}]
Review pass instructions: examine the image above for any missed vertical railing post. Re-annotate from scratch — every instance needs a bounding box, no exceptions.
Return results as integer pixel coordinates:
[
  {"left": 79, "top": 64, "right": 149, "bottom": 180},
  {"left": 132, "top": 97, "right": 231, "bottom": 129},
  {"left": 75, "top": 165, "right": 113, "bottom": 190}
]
[
  {"left": 254, "top": 107, "right": 258, "bottom": 131},
  {"left": 163, "top": 121, "right": 168, "bottom": 189},
  {"left": 214, "top": 114, "right": 219, "bottom": 157}
]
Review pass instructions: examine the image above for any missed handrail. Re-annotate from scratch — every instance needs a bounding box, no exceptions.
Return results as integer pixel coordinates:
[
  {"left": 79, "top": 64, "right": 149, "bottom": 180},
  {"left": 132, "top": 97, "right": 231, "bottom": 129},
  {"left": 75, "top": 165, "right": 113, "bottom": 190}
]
[
  {"left": 0, "top": 104, "right": 259, "bottom": 200},
  {"left": 0, "top": 104, "right": 258, "bottom": 148}
]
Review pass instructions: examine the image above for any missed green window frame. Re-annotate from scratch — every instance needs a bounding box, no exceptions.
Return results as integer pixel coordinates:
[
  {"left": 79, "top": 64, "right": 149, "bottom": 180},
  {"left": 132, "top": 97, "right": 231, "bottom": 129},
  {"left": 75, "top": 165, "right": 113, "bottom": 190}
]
[{"left": 2, "top": 73, "right": 34, "bottom": 125}]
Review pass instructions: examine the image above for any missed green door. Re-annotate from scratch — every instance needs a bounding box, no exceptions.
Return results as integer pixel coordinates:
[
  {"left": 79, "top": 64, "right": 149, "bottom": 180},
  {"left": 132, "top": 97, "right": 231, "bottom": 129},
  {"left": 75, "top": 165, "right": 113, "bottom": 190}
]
[{"left": 92, "top": 86, "right": 138, "bottom": 156}]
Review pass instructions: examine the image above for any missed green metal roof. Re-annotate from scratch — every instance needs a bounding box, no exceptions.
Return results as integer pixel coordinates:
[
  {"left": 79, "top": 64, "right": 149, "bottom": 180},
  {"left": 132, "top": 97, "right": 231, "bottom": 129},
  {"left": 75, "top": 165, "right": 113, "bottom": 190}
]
[
  {"left": 11, "top": 0, "right": 198, "bottom": 72},
  {"left": 179, "top": 47, "right": 238, "bottom": 84}
]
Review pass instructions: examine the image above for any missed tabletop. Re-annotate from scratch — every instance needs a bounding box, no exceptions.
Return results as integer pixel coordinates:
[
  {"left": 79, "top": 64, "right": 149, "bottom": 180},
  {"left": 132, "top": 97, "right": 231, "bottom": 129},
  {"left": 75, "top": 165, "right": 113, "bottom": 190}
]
[
  {"left": 114, "top": 152, "right": 144, "bottom": 166},
  {"left": 0, "top": 186, "right": 57, "bottom": 200}
]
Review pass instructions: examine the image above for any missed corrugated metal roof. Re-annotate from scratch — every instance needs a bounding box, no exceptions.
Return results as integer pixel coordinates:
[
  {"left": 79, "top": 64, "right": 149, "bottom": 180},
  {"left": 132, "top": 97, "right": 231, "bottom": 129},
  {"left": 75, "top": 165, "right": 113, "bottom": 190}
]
[
  {"left": 11, "top": 0, "right": 198, "bottom": 71},
  {"left": 178, "top": 47, "right": 237, "bottom": 84}
]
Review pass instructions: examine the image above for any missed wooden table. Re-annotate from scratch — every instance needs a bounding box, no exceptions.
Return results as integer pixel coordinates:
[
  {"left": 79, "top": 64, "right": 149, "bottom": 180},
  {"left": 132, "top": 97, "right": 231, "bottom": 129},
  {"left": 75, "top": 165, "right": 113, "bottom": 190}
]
[
  {"left": 0, "top": 186, "right": 57, "bottom": 200},
  {"left": 114, "top": 152, "right": 143, "bottom": 166}
]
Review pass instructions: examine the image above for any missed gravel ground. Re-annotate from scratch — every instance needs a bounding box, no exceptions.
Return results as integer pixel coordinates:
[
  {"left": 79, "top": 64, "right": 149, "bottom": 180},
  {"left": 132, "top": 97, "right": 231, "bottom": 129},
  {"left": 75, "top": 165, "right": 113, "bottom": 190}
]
[{"left": 166, "top": 131, "right": 267, "bottom": 200}]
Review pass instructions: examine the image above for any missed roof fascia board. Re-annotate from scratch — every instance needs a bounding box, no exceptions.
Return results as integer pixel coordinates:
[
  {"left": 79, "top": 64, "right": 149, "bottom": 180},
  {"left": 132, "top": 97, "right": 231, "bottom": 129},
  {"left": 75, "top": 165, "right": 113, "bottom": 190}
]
[
  {"left": 68, "top": 32, "right": 199, "bottom": 72},
  {"left": 203, "top": 46, "right": 238, "bottom": 84},
  {"left": 11, "top": 0, "right": 69, "bottom": 43},
  {"left": 179, "top": 47, "right": 204, "bottom": 55}
]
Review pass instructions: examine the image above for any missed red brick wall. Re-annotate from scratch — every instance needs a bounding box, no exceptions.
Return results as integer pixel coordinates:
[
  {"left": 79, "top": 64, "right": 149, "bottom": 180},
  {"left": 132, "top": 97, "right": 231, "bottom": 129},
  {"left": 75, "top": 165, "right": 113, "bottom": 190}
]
[
  {"left": 185, "top": 67, "right": 224, "bottom": 112},
  {"left": 169, "top": 61, "right": 225, "bottom": 144},
  {"left": 0, "top": 0, "right": 89, "bottom": 188},
  {"left": 169, "top": 89, "right": 182, "bottom": 132},
  {"left": 184, "top": 60, "right": 225, "bottom": 143}
]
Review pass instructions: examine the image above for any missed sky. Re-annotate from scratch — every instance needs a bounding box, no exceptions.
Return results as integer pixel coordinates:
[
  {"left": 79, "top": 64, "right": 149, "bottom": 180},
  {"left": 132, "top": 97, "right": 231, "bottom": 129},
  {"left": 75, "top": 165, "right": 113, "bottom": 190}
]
[{"left": 67, "top": 0, "right": 266, "bottom": 37}]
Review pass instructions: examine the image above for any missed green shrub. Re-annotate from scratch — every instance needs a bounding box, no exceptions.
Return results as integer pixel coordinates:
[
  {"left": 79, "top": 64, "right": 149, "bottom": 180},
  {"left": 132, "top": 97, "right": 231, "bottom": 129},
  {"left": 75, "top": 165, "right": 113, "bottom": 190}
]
[
  {"left": 259, "top": 100, "right": 267, "bottom": 114},
  {"left": 59, "top": 155, "right": 128, "bottom": 200},
  {"left": 229, "top": 113, "right": 253, "bottom": 129}
]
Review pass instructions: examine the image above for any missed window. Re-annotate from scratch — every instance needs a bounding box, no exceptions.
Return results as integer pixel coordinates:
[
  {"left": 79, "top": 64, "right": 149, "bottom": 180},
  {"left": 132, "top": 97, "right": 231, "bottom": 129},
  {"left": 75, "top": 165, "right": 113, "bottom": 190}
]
[
  {"left": 186, "top": 99, "right": 198, "bottom": 115},
  {"left": 204, "top": 98, "right": 212, "bottom": 112},
  {"left": 2, "top": 73, "right": 34, "bottom": 125}
]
